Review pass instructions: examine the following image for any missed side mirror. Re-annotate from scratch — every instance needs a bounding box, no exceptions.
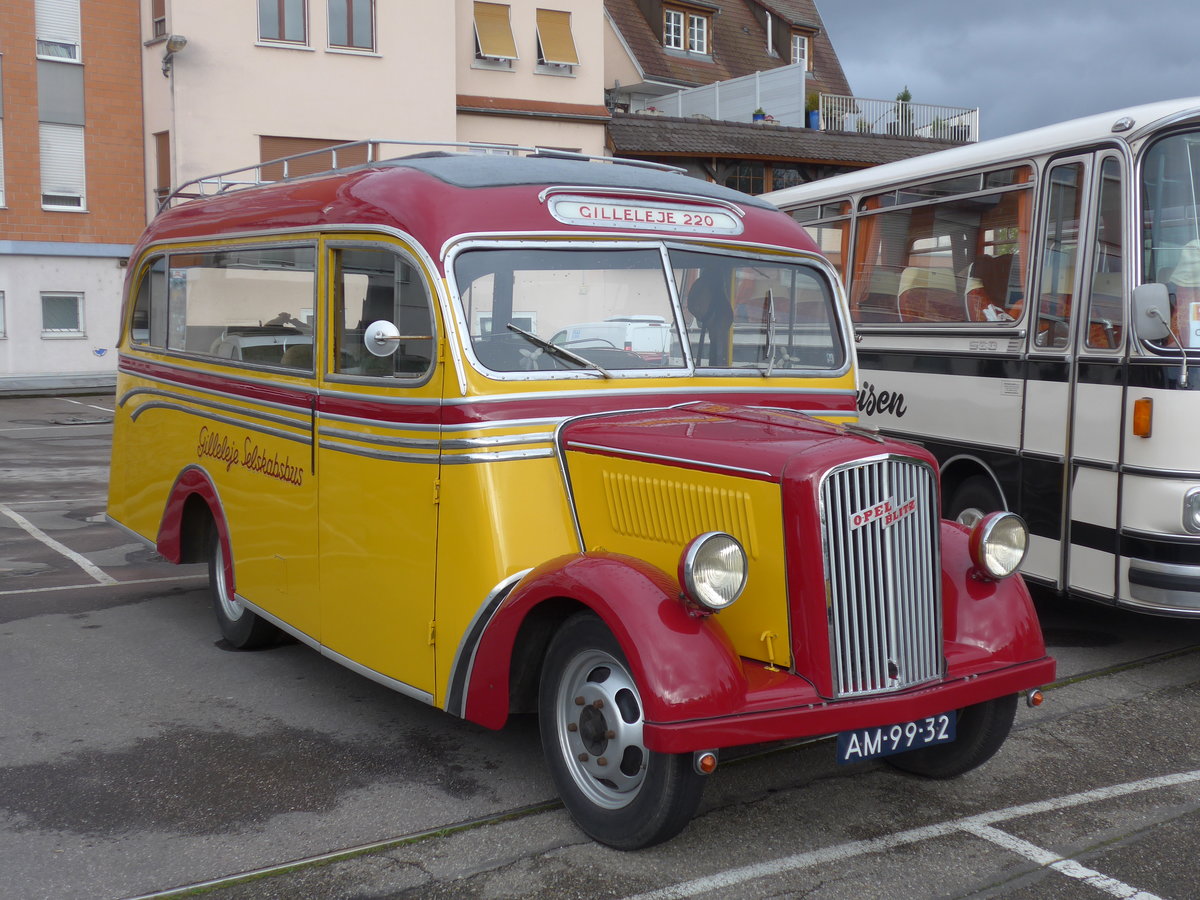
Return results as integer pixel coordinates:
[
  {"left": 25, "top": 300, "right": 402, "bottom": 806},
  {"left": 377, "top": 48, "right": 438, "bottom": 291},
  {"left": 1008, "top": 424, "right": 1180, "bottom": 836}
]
[
  {"left": 363, "top": 320, "right": 401, "bottom": 357},
  {"left": 1133, "top": 283, "right": 1171, "bottom": 341}
]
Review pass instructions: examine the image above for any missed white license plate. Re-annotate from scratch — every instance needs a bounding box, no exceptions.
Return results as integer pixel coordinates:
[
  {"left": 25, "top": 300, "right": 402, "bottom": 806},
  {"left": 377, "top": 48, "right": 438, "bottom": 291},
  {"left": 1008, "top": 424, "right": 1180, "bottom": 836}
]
[{"left": 836, "top": 712, "right": 956, "bottom": 764}]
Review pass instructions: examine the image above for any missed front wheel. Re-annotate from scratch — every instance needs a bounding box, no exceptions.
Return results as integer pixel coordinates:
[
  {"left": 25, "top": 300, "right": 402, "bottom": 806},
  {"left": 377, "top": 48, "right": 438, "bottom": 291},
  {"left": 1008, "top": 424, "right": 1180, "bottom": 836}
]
[
  {"left": 885, "top": 694, "right": 1018, "bottom": 779},
  {"left": 207, "top": 521, "right": 279, "bottom": 649},
  {"left": 538, "top": 613, "right": 705, "bottom": 849}
]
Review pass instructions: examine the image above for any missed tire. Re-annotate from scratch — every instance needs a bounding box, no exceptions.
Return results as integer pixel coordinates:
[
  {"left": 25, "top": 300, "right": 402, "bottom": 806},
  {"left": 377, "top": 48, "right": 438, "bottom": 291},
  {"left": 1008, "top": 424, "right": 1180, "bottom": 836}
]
[
  {"left": 207, "top": 521, "right": 279, "bottom": 649},
  {"left": 946, "top": 475, "right": 1003, "bottom": 527},
  {"left": 885, "top": 694, "right": 1018, "bottom": 779},
  {"left": 538, "top": 612, "right": 706, "bottom": 849}
]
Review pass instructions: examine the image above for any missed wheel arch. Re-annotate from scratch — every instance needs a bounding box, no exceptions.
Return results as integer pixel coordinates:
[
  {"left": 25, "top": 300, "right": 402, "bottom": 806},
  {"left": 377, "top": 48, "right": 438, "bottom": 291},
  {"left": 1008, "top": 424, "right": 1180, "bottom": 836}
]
[
  {"left": 460, "top": 553, "right": 748, "bottom": 734},
  {"left": 156, "top": 465, "right": 227, "bottom": 565},
  {"left": 939, "top": 454, "right": 1007, "bottom": 517}
]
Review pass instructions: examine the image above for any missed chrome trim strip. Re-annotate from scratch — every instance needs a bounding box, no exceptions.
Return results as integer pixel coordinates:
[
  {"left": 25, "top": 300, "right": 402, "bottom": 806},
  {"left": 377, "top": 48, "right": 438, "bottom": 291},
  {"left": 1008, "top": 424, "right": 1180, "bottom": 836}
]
[
  {"left": 122, "top": 386, "right": 310, "bottom": 430},
  {"left": 129, "top": 401, "right": 312, "bottom": 447},
  {"left": 238, "top": 594, "right": 435, "bottom": 704},
  {"left": 106, "top": 515, "right": 157, "bottom": 551},
  {"left": 447, "top": 569, "right": 534, "bottom": 717},
  {"left": 438, "top": 384, "right": 858, "bottom": 407},
  {"left": 564, "top": 441, "right": 774, "bottom": 478},
  {"left": 316, "top": 437, "right": 553, "bottom": 464}
]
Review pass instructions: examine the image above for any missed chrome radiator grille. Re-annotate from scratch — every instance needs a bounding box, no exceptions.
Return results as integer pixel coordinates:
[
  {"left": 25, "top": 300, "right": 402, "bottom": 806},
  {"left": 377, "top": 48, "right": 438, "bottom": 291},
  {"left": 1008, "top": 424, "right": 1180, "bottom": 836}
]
[{"left": 820, "top": 455, "right": 942, "bottom": 698}]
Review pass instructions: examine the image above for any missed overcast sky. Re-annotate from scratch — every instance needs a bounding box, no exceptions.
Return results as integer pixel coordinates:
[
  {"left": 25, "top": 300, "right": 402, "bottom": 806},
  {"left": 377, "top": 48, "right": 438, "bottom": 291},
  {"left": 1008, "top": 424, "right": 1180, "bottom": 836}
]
[{"left": 817, "top": 0, "right": 1200, "bottom": 140}]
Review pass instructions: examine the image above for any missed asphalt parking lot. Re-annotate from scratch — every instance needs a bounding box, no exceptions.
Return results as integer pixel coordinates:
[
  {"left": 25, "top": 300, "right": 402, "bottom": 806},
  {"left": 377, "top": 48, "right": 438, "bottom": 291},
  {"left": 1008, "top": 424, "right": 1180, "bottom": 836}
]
[{"left": 2, "top": 393, "right": 1200, "bottom": 900}]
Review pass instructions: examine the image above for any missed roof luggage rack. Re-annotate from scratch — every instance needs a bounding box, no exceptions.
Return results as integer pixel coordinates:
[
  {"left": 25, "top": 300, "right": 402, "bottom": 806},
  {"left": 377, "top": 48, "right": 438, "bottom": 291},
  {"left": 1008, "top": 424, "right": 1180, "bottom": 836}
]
[{"left": 159, "top": 139, "right": 687, "bottom": 212}]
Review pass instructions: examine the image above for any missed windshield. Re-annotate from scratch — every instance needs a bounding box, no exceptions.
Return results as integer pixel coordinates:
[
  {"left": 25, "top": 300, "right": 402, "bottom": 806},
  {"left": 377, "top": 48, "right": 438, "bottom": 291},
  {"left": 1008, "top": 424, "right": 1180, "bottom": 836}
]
[
  {"left": 452, "top": 245, "right": 844, "bottom": 376},
  {"left": 1143, "top": 129, "right": 1200, "bottom": 351}
]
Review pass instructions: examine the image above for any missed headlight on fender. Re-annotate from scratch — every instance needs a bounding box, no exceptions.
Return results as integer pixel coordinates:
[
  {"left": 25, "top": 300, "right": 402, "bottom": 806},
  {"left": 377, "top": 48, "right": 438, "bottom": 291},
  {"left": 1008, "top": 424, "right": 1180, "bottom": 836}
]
[
  {"left": 1183, "top": 488, "right": 1200, "bottom": 535},
  {"left": 679, "top": 532, "right": 747, "bottom": 612},
  {"left": 968, "top": 511, "right": 1028, "bottom": 580}
]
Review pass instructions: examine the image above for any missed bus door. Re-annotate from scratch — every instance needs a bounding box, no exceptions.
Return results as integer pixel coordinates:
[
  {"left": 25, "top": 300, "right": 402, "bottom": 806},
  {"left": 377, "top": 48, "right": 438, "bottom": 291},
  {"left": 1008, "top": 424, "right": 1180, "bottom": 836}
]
[
  {"left": 1021, "top": 156, "right": 1094, "bottom": 589},
  {"left": 316, "top": 241, "right": 443, "bottom": 697},
  {"left": 1067, "top": 153, "right": 1128, "bottom": 603}
]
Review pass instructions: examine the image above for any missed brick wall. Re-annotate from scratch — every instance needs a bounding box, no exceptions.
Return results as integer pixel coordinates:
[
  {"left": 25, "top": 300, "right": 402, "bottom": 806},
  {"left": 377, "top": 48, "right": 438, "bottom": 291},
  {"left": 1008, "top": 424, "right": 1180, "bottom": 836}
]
[{"left": 0, "top": 0, "right": 146, "bottom": 245}]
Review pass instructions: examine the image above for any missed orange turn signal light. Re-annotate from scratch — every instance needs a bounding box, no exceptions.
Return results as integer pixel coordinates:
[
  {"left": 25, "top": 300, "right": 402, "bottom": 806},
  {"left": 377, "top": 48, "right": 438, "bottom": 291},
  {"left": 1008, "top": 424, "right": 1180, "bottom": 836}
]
[
  {"left": 1133, "top": 397, "right": 1153, "bottom": 438},
  {"left": 1026, "top": 689, "right": 1045, "bottom": 708},
  {"left": 695, "top": 751, "right": 719, "bottom": 775}
]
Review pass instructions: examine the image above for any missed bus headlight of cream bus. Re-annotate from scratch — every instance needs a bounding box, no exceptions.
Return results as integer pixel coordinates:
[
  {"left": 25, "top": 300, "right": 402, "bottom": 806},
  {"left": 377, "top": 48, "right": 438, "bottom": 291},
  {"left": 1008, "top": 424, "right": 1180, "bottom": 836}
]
[
  {"left": 679, "top": 532, "right": 748, "bottom": 613},
  {"left": 968, "top": 512, "right": 1029, "bottom": 581},
  {"left": 1183, "top": 488, "right": 1200, "bottom": 535}
]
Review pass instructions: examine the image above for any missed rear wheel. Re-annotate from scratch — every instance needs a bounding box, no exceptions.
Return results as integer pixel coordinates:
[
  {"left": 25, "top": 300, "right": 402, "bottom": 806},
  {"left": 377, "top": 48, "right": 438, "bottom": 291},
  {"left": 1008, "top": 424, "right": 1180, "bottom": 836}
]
[
  {"left": 207, "top": 521, "right": 279, "bottom": 649},
  {"left": 885, "top": 694, "right": 1018, "bottom": 779},
  {"left": 538, "top": 612, "right": 705, "bottom": 849}
]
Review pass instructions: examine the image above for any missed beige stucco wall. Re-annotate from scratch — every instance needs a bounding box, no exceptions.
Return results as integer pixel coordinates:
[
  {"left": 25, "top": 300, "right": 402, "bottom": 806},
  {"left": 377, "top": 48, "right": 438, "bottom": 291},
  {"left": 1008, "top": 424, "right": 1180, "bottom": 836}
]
[{"left": 143, "top": 0, "right": 458, "bottom": 213}]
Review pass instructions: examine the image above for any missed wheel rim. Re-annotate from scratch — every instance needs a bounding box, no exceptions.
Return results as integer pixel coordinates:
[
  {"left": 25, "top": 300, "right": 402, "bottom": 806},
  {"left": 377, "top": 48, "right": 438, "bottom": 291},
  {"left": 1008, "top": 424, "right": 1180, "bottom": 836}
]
[
  {"left": 554, "top": 647, "right": 647, "bottom": 810},
  {"left": 213, "top": 539, "right": 244, "bottom": 622}
]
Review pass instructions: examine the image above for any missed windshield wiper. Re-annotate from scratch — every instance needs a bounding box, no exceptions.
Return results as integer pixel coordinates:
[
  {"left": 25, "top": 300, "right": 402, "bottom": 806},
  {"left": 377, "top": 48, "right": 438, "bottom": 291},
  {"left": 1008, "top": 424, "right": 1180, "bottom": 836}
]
[
  {"left": 762, "top": 288, "right": 777, "bottom": 378},
  {"left": 505, "top": 323, "right": 612, "bottom": 378}
]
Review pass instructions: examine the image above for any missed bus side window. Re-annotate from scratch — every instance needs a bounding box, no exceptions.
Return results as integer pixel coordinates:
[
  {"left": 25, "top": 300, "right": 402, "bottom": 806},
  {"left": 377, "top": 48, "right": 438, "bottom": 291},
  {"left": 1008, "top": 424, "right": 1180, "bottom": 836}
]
[
  {"left": 1085, "top": 156, "right": 1125, "bottom": 350},
  {"left": 130, "top": 256, "right": 167, "bottom": 347},
  {"left": 165, "top": 246, "right": 316, "bottom": 370},
  {"left": 1035, "top": 163, "right": 1085, "bottom": 349},
  {"left": 334, "top": 248, "right": 435, "bottom": 378}
]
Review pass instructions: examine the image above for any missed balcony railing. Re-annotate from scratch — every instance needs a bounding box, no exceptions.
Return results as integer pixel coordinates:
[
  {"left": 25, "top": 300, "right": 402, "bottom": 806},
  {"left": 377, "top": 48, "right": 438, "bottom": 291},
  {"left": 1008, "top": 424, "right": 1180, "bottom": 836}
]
[{"left": 818, "top": 94, "right": 978, "bottom": 142}]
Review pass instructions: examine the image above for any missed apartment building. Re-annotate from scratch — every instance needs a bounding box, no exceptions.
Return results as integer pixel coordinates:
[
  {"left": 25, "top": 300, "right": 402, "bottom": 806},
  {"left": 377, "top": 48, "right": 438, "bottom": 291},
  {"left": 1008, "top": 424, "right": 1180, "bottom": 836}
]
[
  {"left": 144, "top": 1, "right": 609, "bottom": 217},
  {"left": 0, "top": 0, "right": 145, "bottom": 391}
]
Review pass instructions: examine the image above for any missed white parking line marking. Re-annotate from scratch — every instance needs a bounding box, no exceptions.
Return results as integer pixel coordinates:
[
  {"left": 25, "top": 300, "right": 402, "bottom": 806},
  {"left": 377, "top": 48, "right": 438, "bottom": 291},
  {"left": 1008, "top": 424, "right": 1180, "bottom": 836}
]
[
  {"left": 0, "top": 574, "right": 207, "bottom": 597},
  {"left": 58, "top": 396, "right": 114, "bottom": 413},
  {"left": 0, "top": 502, "right": 117, "bottom": 585},
  {"left": 622, "top": 770, "right": 1200, "bottom": 900},
  {"left": 965, "top": 824, "right": 1162, "bottom": 899}
]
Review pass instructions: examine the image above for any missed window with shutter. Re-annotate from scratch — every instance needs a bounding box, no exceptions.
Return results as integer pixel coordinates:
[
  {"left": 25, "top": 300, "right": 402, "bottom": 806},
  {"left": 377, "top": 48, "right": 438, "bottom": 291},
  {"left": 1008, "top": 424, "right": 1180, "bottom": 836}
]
[
  {"left": 40, "top": 122, "right": 86, "bottom": 210},
  {"left": 35, "top": 0, "right": 81, "bottom": 61}
]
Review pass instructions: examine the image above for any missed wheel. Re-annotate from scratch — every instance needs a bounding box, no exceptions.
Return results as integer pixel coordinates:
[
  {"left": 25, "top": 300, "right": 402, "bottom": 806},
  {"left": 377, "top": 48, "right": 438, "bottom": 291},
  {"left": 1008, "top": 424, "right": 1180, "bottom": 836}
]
[
  {"left": 946, "top": 475, "right": 1003, "bottom": 527},
  {"left": 538, "top": 613, "right": 706, "bottom": 849},
  {"left": 207, "top": 521, "right": 279, "bottom": 649},
  {"left": 884, "top": 694, "right": 1018, "bottom": 779}
]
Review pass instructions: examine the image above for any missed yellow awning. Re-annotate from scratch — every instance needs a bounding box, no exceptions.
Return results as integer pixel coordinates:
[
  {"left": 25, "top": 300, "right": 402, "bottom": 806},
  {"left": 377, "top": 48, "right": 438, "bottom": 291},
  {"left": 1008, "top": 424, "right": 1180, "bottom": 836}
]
[
  {"left": 474, "top": 2, "right": 518, "bottom": 60},
  {"left": 536, "top": 8, "right": 579, "bottom": 66}
]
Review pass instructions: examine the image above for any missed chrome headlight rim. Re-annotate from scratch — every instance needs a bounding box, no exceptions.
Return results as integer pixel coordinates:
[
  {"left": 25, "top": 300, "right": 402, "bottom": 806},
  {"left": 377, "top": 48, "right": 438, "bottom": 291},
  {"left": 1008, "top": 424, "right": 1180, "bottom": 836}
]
[
  {"left": 1183, "top": 487, "right": 1200, "bottom": 535},
  {"left": 968, "top": 511, "right": 1028, "bottom": 581},
  {"left": 679, "top": 531, "right": 748, "bottom": 612}
]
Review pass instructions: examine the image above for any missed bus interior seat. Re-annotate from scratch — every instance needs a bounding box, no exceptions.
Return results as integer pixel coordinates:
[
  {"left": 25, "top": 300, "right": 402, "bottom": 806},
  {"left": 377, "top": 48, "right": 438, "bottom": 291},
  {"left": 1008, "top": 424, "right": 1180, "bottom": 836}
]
[
  {"left": 965, "top": 254, "right": 1016, "bottom": 322},
  {"left": 853, "top": 269, "right": 900, "bottom": 322},
  {"left": 898, "top": 267, "right": 960, "bottom": 322},
  {"left": 280, "top": 343, "right": 314, "bottom": 370}
]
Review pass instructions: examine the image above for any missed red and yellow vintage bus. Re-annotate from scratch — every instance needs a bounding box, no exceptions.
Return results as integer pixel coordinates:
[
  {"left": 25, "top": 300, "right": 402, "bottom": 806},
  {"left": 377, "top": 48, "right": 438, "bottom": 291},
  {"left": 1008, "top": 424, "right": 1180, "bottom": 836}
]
[{"left": 107, "top": 143, "right": 1053, "bottom": 848}]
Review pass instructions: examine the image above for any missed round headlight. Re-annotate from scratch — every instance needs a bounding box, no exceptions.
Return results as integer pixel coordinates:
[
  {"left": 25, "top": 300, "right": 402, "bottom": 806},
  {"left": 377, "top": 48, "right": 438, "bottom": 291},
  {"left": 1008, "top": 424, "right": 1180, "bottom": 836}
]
[
  {"left": 1183, "top": 487, "right": 1200, "bottom": 535},
  {"left": 968, "top": 511, "right": 1028, "bottom": 580},
  {"left": 679, "top": 532, "right": 748, "bottom": 612}
]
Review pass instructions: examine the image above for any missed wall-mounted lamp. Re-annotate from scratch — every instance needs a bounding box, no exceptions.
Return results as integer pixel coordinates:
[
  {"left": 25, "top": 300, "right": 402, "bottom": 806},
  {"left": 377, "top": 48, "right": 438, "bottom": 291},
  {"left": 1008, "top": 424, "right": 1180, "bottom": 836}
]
[{"left": 161, "top": 34, "right": 188, "bottom": 77}]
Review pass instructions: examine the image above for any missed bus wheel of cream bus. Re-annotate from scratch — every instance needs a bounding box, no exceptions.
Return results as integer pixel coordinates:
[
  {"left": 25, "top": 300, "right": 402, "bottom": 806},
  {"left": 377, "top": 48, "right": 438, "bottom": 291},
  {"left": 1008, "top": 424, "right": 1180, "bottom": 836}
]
[
  {"left": 885, "top": 693, "right": 1018, "bottom": 779},
  {"left": 206, "top": 522, "right": 279, "bottom": 650},
  {"left": 538, "top": 612, "right": 705, "bottom": 849},
  {"left": 947, "top": 475, "right": 1002, "bottom": 527}
]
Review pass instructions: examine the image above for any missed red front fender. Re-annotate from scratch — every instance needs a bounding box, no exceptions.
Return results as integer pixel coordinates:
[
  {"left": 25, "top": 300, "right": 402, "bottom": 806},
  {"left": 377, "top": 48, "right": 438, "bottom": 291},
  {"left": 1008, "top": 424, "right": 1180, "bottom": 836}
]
[{"left": 462, "top": 553, "right": 749, "bottom": 730}]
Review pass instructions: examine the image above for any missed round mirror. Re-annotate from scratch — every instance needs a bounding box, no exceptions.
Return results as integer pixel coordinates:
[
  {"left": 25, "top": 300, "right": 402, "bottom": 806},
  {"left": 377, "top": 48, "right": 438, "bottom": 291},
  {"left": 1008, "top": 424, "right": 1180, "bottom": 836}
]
[{"left": 363, "top": 320, "right": 401, "bottom": 357}]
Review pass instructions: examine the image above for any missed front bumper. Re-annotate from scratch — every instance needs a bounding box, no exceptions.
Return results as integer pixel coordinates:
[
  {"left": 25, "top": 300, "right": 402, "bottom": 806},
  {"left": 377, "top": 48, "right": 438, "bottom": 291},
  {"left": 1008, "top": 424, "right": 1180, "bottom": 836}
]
[{"left": 642, "top": 655, "right": 1056, "bottom": 754}]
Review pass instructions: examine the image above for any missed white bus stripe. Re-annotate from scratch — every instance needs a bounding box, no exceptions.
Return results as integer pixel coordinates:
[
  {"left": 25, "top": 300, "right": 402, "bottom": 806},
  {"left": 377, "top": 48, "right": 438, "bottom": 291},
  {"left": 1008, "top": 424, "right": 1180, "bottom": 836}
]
[
  {"left": 0, "top": 503, "right": 118, "bottom": 585},
  {"left": 621, "top": 770, "right": 1200, "bottom": 900}
]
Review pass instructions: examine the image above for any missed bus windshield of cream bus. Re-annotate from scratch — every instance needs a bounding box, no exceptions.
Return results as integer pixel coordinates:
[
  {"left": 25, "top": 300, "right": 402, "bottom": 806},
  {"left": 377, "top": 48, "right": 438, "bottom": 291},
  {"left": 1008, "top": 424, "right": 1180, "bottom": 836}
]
[{"left": 1144, "top": 130, "right": 1200, "bottom": 351}]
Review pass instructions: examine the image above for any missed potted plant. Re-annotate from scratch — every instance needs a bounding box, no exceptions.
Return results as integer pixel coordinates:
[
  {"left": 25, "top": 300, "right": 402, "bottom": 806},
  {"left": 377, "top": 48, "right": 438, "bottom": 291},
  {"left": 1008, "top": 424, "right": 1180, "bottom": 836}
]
[
  {"left": 753, "top": 108, "right": 767, "bottom": 123},
  {"left": 805, "top": 94, "right": 821, "bottom": 129}
]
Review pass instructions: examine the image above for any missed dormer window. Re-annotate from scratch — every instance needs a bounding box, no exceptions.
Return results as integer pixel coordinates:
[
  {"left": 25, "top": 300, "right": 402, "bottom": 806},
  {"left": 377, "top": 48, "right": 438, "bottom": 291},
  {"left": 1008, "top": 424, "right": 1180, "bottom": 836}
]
[
  {"left": 664, "top": 5, "right": 710, "bottom": 55},
  {"left": 791, "top": 31, "right": 812, "bottom": 70}
]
